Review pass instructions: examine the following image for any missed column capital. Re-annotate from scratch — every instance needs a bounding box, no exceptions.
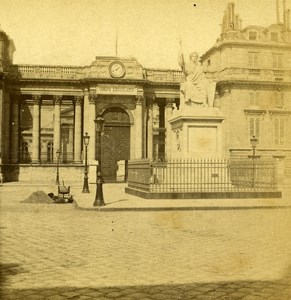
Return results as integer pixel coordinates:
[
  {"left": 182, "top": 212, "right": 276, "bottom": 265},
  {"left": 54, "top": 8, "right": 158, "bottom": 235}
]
[
  {"left": 11, "top": 92, "right": 21, "bottom": 103},
  {"left": 89, "top": 94, "right": 97, "bottom": 103},
  {"left": 53, "top": 95, "right": 62, "bottom": 105},
  {"left": 146, "top": 96, "right": 155, "bottom": 107},
  {"left": 165, "top": 98, "right": 175, "bottom": 108},
  {"left": 135, "top": 95, "right": 144, "bottom": 106},
  {"left": 32, "top": 95, "right": 41, "bottom": 105},
  {"left": 74, "top": 96, "right": 83, "bottom": 105}
]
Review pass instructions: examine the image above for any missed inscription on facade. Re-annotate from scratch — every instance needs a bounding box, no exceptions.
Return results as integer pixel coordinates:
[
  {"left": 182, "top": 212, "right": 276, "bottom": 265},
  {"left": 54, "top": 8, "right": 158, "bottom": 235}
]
[{"left": 97, "top": 85, "right": 137, "bottom": 95}]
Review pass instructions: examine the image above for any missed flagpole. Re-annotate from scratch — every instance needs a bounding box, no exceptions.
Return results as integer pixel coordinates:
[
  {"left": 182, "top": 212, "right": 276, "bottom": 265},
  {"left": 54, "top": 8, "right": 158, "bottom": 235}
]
[{"left": 115, "top": 29, "right": 118, "bottom": 57}]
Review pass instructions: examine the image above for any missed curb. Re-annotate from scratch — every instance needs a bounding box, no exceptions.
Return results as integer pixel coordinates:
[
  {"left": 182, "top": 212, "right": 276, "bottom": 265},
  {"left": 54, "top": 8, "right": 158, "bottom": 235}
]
[{"left": 73, "top": 201, "right": 291, "bottom": 212}]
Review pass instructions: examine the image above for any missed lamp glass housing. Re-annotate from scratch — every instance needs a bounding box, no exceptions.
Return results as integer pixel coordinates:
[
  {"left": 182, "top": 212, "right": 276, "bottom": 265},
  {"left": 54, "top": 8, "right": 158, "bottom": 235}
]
[
  {"left": 83, "top": 132, "right": 90, "bottom": 146},
  {"left": 250, "top": 136, "right": 258, "bottom": 148},
  {"left": 95, "top": 116, "right": 105, "bottom": 133}
]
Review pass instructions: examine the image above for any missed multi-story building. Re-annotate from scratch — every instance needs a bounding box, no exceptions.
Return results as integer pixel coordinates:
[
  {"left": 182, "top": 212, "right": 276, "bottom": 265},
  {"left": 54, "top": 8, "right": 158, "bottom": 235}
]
[
  {"left": 201, "top": 2, "right": 291, "bottom": 186},
  {"left": 1, "top": 2, "right": 290, "bottom": 186}
]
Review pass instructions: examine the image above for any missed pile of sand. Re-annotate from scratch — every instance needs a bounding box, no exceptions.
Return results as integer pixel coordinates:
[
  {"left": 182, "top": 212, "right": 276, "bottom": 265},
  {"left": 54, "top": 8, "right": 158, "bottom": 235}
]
[{"left": 22, "top": 191, "right": 55, "bottom": 204}]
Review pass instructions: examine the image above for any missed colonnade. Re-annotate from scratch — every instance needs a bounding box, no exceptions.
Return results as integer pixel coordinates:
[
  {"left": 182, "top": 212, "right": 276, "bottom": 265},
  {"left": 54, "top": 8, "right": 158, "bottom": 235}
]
[
  {"left": 8, "top": 92, "right": 177, "bottom": 164},
  {"left": 9, "top": 94, "right": 83, "bottom": 164}
]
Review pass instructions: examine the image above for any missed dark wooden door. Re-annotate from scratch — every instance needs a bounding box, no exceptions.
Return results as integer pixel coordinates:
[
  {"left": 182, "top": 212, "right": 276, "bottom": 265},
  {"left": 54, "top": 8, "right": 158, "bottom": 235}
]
[
  {"left": 101, "top": 126, "right": 130, "bottom": 182},
  {"left": 100, "top": 107, "right": 131, "bottom": 182}
]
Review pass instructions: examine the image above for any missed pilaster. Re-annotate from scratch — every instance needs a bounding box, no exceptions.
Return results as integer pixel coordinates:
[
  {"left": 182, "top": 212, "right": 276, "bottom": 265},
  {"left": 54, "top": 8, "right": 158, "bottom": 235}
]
[
  {"left": 10, "top": 93, "right": 20, "bottom": 163},
  {"left": 135, "top": 95, "right": 143, "bottom": 159},
  {"left": 88, "top": 94, "right": 96, "bottom": 162},
  {"left": 165, "top": 98, "right": 175, "bottom": 160}
]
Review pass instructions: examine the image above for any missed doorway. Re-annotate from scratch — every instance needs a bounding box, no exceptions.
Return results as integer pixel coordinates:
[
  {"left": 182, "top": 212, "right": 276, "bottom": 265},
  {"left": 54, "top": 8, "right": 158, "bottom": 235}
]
[{"left": 100, "top": 107, "right": 130, "bottom": 182}]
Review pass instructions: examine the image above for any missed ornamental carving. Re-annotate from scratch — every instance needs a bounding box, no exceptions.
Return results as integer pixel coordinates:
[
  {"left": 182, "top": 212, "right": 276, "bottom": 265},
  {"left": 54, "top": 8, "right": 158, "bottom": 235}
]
[
  {"left": 89, "top": 94, "right": 97, "bottom": 103},
  {"left": 165, "top": 98, "right": 175, "bottom": 108},
  {"left": 135, "top": 95, "right": 143, "bottom": 106},
  {"left": 74, "top": 96, "right": 83, "bottom": 105},
  {"left": 103, "top": 107, "right": 130, "bottom": 125}
]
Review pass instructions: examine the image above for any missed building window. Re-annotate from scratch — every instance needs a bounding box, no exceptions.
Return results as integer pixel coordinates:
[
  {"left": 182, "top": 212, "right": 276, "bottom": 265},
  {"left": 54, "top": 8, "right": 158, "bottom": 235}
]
[
  {"left": 249, "top": 117, "right": 260, "bottom": 140},
  {"left": 275, "top": 91, "right": 284, "bottom": 108},
  {"left": 271, "top": 32, "right": 279, "bottom": 42},
  {"left": 248, "top": 52, "right": 259, "bottom": 68},
  {"left": 272, "top": 53, "right": 283, "bottom": 69},
  {"left": 274, "top": 117, "right": 285, "bottom": 145},
  {"left": 47, "top": 142, "right": 54, "bottom": 162},
  {"left": 249, "top": 31, "right": 257, "bottom": 40},
  {"left": 249, "top": 91, "right": 260, "bottom": 106}
]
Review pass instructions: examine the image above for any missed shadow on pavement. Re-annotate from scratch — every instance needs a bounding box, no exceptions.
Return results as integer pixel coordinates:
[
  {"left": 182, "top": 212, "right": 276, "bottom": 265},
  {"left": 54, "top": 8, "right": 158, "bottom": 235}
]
[{"left": 1, "top": 264, "right": 291, "bottom": 299}]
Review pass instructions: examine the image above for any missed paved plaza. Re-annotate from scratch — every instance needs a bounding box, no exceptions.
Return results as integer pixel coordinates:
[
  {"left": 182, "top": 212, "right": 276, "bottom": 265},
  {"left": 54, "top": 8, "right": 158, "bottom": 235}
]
[{"left": 0, "top": 184, "right": 291, "bottom": 299}]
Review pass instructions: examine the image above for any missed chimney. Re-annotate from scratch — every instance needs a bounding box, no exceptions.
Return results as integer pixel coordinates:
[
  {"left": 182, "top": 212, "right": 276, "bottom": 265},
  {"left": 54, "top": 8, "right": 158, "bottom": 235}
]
[
  {"left": 227, "top": 3, "right": 235, "bottom": 29},
  {"left": 235, "top": 14, "right": 239, "bottom": 30}
]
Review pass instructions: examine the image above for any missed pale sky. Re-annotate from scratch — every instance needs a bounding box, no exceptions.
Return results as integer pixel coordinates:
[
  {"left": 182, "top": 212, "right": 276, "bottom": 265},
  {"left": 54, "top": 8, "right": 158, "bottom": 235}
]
[{"left": 0, "top": 0, "right": 290, "bottom": 69}]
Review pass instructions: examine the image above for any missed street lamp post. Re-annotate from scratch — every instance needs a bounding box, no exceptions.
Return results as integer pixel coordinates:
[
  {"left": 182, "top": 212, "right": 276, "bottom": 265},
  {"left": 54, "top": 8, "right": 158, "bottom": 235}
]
[
  {"left": 82, "top": 132, "right": 90, "bottom": 193},
  {"left": 93, "top": 115, "right": 105, "bottom": 206},
  {"left": 250, "top": 135, "right": 258, "bottom": 188},
  {"left": 55, "top": 149, "right": 61, "bottom": 185}
]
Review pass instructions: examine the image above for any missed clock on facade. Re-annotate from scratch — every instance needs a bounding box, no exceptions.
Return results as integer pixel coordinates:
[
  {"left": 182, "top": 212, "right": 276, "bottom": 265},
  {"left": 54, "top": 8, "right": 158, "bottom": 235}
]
[{"left": 109, "top": 61, "right": 126, "bottom": 78}]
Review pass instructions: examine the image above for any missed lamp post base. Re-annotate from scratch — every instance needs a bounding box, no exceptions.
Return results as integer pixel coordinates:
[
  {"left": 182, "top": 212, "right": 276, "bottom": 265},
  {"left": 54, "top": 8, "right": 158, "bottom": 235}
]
[
  {"left": 82, "top": 177, "right": 90, "bottom": 193},
  {"left": 55, "top": 175, "right": 60, "bottom": 186},
  {"left": 93, "top": 182, "right": 105, "bottom": 206}
]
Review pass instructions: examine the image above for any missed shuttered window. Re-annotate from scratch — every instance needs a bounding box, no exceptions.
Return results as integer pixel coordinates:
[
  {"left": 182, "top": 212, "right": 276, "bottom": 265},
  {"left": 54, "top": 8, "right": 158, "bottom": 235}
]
[
  {"left": 250, "top": 117, "right": 260, "bottom": 140},
  {"left": 274, "top": 118, "right": 285, "bottom": 145},
  {"left": 248, "top": 52, "right": 259, "bottom": 68}
]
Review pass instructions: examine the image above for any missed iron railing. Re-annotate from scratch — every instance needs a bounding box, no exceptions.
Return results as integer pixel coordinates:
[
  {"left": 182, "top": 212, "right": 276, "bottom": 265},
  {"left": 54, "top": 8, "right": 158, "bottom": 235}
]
[{"left": 128, "top": 158, "right": 278, "bottom": 192}]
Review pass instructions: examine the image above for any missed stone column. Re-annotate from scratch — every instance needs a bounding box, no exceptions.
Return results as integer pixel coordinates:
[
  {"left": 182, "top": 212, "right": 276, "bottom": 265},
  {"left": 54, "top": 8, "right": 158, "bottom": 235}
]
[
  {"left": 147, "top": 97, "right": 154, "bottom": 159},
  {"left": 152, "top": 102, "right": 159, "bottom": 160},
  {"left": 10, "top": 94, "right": 20, "bottom": 163},
  {"left": 31, "top": 95, "right": 41, "bottom": 163},
  {"left": 74, "top": 96, "right": 82, "bottom": 163},
  {"left": 135, "top": 96, "right": 143, "bottom": 159},
  {"left": 68, "top": 125, "right": 74, "bottom": 162},
  {"left": 165, "top": 98, "right": 174, "bottom": 160},
  {"left": 53, "top": 95, "right": 62, "bottom": 162}
]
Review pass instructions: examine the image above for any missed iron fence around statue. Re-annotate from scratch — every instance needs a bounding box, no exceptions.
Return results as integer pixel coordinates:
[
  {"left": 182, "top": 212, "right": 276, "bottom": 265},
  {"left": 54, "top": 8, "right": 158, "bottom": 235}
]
[{"left": 127, "top": 158, "right": 277, "bottom": 192}]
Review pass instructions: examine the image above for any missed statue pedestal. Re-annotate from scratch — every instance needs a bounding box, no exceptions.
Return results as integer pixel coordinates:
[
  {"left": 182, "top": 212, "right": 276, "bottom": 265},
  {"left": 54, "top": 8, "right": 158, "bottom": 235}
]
[{"left": 169, "top": 106, "right": 225, "bottom": 159}]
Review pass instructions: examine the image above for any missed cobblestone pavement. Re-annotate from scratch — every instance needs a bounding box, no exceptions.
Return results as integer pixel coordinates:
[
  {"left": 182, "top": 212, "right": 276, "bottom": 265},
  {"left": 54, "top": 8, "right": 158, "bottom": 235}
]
[{"left": 1, "top": 186, "right": 291, "bottom": 299}]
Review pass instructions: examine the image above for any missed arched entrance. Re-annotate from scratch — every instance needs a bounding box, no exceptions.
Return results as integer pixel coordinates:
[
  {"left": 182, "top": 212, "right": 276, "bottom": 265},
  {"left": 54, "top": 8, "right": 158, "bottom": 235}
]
[{"left": 100, "top": 107, "right": 131, "bottom": 182}]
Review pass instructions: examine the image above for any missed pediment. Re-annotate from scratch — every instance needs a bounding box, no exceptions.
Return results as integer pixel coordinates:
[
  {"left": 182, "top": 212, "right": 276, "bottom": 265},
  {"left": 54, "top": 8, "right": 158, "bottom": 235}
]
[{"left": 85, "top": 56, "right": 144, "bottom": 80}]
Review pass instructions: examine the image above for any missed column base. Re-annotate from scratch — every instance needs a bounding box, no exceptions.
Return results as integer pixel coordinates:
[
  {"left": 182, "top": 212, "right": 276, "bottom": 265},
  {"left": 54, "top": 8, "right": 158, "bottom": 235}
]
[{"left": 31, "top": 160, "right": 40, "bottom": 164}]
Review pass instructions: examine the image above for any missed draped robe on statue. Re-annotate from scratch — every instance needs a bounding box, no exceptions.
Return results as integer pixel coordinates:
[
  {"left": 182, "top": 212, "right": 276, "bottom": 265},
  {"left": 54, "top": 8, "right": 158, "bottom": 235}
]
[{"left": 178, "top": 53, "right": 212, "bottom": 106}]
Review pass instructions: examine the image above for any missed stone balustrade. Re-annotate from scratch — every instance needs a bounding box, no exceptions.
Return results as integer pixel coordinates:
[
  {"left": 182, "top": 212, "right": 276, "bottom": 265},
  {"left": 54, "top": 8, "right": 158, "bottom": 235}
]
[
  {"left": 144, "top": 68, "right": 184, "bottom": 82},
  {"left": 208, "top": 67, "right": 291, "bottom": 82},
  {"left": 5, "top": 64, "right": 291, "bottom": 83}
]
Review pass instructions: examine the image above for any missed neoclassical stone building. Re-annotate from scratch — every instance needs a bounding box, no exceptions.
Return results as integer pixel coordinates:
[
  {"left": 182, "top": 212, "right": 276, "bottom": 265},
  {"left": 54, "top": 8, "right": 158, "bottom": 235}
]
[{"left": 1, "top": 2, "right": 291, "bottom": 185}]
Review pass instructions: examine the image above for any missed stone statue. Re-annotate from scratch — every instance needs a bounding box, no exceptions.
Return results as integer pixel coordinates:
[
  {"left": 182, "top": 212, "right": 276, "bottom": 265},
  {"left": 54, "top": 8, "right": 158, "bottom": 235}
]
[{"left": 178, "top": 43, "right": 215, "bottom": 107}]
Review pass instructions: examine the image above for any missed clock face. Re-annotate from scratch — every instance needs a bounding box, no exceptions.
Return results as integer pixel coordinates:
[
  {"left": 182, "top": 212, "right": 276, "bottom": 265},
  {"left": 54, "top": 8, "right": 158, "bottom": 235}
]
[{"left": 109, "top": 61, "right": 126, "bottom": 78}]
